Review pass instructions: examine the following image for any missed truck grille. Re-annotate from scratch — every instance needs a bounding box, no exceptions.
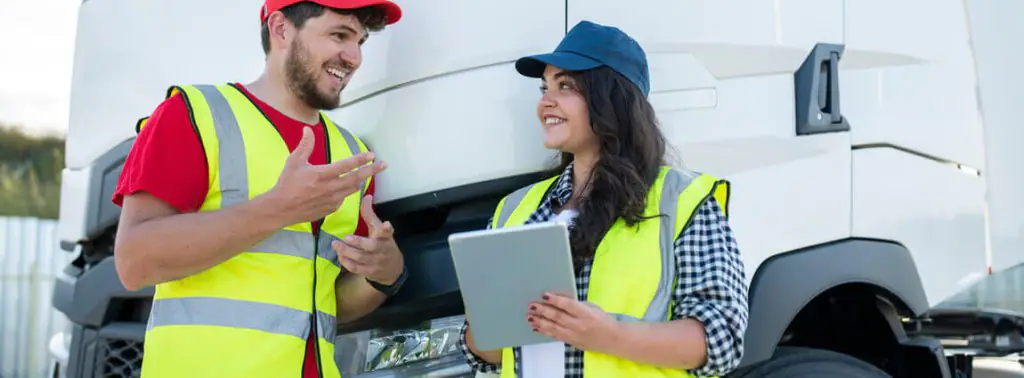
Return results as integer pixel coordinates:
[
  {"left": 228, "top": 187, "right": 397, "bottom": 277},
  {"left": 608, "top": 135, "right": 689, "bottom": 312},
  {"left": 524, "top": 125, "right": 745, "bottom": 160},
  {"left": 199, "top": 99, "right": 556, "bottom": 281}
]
[{"left": 95, "top": 337, "right": 143, "bottom": 378}]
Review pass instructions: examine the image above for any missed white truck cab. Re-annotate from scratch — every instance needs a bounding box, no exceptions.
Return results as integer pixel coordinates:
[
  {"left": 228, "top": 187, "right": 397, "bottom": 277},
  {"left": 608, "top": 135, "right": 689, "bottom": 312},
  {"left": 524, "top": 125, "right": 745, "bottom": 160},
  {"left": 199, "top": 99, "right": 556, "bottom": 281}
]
[{"left": 50, "top": 0, "right": 1024, "bottom": 377}]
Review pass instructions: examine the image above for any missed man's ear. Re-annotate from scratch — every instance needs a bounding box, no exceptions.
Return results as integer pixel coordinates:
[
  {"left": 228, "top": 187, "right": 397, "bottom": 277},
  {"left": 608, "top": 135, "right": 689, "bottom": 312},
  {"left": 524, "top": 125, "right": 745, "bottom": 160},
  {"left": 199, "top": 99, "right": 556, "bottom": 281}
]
[{"left": 265, "top": 12, "right": 294, "bottom": 51}]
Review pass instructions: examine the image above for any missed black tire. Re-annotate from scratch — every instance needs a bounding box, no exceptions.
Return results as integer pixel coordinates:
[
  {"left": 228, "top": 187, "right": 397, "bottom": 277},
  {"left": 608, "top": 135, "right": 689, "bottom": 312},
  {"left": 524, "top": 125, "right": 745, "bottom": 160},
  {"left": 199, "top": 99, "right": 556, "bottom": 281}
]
[{"left": 729, "top": 347, "right": 891, "bottom": 378}]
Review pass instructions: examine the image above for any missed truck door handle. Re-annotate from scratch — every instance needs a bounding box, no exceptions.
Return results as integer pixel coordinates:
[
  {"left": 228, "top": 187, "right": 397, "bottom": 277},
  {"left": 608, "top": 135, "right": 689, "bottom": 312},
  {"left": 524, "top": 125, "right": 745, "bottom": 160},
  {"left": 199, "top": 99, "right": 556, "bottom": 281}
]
[
  {"left": 795, "top": 43, "right": 850, "bottom": 135},
  {"left": 825, "top": 50, "right": 841, "bottom": 124}
]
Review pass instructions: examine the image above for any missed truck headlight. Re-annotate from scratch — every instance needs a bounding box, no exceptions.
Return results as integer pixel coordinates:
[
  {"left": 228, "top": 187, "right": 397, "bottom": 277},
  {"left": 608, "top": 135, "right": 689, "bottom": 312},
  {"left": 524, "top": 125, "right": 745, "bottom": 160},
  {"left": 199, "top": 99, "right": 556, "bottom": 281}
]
[{"left": 335, "top": 314, "right": 470, "bottom": 377}]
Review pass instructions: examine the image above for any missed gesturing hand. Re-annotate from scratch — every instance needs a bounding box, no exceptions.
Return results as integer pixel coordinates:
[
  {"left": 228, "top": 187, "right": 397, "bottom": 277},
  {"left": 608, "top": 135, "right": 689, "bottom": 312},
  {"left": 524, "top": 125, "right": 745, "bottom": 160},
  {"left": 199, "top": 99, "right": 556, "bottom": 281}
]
[
  {"left": 265, "top": 127, "right": 386, "bottom": 227},
  {"left": 527, "top": 292, "right": 622, "bottom": 353},
  {"left": 331, "top": 195, "right": 404, "bottom": 285}
]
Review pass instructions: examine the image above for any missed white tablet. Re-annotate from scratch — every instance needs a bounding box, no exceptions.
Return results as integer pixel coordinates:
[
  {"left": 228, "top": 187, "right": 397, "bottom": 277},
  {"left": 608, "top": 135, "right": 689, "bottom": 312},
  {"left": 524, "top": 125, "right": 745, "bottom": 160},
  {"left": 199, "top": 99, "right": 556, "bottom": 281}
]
[{"left": 448, "top": 221, "right": 578, "bottom": 351}]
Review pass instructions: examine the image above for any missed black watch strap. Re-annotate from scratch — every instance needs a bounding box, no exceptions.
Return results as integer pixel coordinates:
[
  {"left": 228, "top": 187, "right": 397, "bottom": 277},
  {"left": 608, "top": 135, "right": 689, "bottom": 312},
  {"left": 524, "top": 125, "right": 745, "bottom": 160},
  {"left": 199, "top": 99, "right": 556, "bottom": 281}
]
[{"left": 367, "top": 265, "right": 407, "bottom": 297}]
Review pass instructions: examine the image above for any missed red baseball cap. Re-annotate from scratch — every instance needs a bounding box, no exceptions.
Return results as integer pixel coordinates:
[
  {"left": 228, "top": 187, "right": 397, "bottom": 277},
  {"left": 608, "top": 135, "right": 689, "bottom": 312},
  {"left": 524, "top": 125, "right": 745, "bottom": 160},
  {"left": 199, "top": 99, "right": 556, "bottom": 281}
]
[{"left": 260, "top": 0, "right": 402, "bottom": 26}]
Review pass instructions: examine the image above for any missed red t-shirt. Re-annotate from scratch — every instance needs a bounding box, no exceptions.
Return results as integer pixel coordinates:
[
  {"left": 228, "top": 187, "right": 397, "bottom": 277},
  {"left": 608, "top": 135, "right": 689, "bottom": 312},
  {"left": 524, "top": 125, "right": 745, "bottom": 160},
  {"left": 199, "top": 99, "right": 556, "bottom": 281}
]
[{"left": 113, "top": 83, "right": 374, "bottom": 378}]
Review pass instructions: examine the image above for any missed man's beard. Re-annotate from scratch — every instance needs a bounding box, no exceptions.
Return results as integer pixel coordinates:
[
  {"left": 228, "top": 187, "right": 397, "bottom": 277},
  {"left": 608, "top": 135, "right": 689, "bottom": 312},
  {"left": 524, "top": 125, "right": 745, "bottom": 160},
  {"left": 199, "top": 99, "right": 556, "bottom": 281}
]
[{"left": 285, "top": 37, "right": 343, "bottom": 110}]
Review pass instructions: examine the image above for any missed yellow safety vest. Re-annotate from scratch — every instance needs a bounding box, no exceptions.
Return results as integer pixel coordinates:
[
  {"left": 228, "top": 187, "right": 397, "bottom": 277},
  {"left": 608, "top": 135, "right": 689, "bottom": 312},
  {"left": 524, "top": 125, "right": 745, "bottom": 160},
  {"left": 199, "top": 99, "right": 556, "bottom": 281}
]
[
  {"left": 134, "top": 83, "right": 371, "bottom": 378},
  {"left": 492, "top": 165, "right": 729, "bottom": 378}
]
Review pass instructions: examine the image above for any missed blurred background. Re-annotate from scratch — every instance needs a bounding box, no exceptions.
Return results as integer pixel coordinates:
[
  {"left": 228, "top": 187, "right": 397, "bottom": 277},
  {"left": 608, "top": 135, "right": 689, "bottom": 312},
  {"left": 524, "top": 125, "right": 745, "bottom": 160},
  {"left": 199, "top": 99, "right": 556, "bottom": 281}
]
[
  {"left": 1, "top": 0, "right": 80, "bottom": 376},
  {"left": 0, "top": 0, "right": 76, "bottom": 217}
]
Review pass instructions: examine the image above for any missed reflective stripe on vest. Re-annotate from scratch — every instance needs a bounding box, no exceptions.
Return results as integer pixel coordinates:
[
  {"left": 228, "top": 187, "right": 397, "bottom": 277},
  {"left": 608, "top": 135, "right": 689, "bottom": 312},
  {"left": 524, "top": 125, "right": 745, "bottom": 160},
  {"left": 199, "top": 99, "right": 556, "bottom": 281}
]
[
  {"left": 137, "top": 83, "right": 370, "bottom": 378},
  {"left": 146, "top": 297, "right": 337, "bottom": 343},
  {"left": 493, "top": 166, "right": 730, "bottom": 378}
]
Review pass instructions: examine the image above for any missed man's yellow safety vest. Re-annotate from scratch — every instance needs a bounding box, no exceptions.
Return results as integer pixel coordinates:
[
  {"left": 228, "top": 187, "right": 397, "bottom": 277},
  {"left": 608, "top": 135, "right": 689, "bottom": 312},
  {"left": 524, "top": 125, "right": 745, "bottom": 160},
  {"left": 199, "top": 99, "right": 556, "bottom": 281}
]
[
  {"left": 134, "top": 83, "right": 371, "bottom": 378},
  {"left": 491, "top": 165, "right": 730, "bottom": 378}
]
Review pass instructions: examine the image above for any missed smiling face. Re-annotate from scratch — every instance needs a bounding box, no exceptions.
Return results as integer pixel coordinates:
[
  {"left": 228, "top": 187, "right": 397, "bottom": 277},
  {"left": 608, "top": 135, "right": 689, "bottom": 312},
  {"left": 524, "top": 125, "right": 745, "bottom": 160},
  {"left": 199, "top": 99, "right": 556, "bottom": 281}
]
[
  {"left": 282, "top": 10, "right": 368, "bottom": 110},
  {"left": 537, "top": 65, "right": 599, "bottom": 155}
]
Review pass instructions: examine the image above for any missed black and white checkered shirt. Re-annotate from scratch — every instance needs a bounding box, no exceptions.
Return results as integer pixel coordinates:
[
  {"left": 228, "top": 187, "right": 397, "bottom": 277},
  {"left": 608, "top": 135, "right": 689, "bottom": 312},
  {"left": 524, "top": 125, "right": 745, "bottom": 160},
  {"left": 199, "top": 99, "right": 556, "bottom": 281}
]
[{"left": 457, "top": 163, "right": 749, "bottom": 377}]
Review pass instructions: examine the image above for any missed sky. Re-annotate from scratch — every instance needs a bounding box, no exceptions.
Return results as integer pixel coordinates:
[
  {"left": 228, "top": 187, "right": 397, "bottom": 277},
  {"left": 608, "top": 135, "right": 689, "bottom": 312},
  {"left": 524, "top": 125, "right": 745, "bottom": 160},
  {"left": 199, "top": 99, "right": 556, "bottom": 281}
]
[{"left": 0, "top": 0, "right": 80, "bottom": 137}]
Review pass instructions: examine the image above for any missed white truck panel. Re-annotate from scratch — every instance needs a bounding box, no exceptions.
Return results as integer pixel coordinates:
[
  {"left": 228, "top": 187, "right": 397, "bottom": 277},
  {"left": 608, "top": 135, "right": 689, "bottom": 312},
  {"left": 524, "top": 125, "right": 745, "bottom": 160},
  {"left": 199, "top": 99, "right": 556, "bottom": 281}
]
[
  {"left": 710, "top": 133, "right": 852, "bottom": 286},
  {"left": 322, "top": 0, "right": 569, "bottom": 202},
  {"left": 567, "top": 0, "right": 844, "bottom": 48},
  {"left": 963, "top": 0, "right": 1024, "bottom": 273},
  {"left": 844, "top": 0, "right": 987, "bottom": 171},
  {"left": 852, "top": 148, "right": 987, "bottom": 306},
  {"left": 327, "top": 64, "right": 551, "bottom": 202},
  {"left": 56, "top": 167, "right": 91, "bottom": 244},
  {"left": 333, "top": 0, "right": 565, "bottom": 112},
  {"left": 664, "top": 75, "right": 853, "bottom": 285}
]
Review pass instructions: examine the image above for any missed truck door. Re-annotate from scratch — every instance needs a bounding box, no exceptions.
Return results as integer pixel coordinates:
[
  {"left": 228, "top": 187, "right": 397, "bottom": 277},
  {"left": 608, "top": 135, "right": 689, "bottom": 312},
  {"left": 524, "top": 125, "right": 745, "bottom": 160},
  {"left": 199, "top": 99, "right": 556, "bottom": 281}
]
[{"left": 566, "top": 0, "right": 851, "bottom": 282}]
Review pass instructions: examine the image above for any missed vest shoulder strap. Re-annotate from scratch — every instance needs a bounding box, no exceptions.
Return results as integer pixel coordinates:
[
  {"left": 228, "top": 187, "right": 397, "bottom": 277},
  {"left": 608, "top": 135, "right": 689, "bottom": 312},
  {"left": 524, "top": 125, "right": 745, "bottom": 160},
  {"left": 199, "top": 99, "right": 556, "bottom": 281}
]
[
  {"left": 319, "top": 114, "right": 372, "bottom": 196},
  {"left": 134, "top": 84, "right": 212, "bottom": 137},
  {"left": 492, "top": 175, "right": 559, "bottom": 229},
  {"left": 662, "top": 166, "right": 731, "bottom": 240},
  {"left": 320, "top": 114, "right": 368, "bottom": 155}
]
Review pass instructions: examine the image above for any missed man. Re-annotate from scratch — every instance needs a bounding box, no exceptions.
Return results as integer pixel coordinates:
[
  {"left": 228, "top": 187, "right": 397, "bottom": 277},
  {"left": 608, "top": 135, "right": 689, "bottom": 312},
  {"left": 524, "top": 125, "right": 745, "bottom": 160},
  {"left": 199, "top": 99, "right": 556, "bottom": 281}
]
[{"left": 110, "top": 1, "right": 406, "bottom": 377}]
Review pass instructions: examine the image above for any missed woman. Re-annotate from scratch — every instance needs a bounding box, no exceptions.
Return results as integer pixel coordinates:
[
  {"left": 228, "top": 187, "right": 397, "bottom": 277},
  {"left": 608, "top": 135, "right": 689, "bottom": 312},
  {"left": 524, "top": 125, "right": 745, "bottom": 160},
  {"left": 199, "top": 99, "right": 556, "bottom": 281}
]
[{"left": 457, "top": 21, "right": 749, "bottom": 377}]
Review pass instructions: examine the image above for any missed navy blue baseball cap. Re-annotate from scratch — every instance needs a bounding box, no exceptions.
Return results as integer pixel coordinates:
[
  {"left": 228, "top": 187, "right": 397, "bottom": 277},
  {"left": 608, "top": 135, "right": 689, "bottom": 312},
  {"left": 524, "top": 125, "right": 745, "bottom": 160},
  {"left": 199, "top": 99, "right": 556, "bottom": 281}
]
[{"left": 515, "top": 20, "right": 651, "bottom": 96}]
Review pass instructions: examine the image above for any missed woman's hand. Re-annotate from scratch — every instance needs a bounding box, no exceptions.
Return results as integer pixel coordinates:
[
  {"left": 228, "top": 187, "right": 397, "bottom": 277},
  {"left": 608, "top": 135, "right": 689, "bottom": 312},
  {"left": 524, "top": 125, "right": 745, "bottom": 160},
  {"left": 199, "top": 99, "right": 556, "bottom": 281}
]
[{"left": 527, "top": 292, "right": 622, "bottom": 353}]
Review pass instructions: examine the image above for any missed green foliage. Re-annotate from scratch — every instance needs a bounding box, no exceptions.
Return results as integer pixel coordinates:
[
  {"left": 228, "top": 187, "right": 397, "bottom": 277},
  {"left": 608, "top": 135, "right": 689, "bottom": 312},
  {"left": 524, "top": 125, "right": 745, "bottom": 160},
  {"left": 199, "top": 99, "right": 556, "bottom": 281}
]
[{"left": 0, "top": 124, "right": 65, "bottom": 219}]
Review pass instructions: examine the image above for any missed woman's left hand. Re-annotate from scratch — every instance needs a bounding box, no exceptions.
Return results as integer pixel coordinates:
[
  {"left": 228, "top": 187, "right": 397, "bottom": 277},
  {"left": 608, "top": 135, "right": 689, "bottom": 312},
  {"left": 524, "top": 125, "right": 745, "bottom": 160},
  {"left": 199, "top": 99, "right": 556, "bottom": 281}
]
[{"left": 527, "top": 292, "right": 622, "bottom": 353}]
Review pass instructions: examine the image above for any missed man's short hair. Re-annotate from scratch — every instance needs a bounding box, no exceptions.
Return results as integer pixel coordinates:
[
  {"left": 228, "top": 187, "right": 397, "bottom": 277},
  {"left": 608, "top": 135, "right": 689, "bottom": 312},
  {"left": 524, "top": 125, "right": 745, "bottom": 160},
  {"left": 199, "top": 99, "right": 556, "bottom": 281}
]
[{"left": 260, "top": 2, "right": 389, "bottom": 54}]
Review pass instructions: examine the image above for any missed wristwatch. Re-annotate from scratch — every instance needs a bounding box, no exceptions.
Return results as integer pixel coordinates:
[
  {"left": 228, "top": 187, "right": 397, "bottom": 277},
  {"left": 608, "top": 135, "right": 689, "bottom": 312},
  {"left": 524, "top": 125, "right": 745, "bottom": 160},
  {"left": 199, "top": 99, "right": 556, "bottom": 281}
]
[{"left": 367, "top": 265, "right": 407, "bottom": 297}]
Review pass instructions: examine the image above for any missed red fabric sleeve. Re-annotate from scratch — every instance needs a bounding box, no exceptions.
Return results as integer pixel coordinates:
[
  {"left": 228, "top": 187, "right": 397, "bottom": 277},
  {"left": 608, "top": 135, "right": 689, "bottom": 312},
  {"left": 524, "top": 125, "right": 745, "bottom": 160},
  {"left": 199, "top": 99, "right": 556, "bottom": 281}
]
[{"left": 112, "top": 93, "right": 209, "bottom": 213}]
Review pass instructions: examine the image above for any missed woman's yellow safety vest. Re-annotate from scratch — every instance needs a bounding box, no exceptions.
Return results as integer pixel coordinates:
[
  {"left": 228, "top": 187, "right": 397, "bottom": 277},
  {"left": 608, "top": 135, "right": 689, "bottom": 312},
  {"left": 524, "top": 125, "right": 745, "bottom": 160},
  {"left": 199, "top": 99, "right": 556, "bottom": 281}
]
[
  {"left": 134, "top": 83, "right": 371, "bottom": 378},
  {"left": 491, "top": 165, "right": 729, "bottom": 378}
]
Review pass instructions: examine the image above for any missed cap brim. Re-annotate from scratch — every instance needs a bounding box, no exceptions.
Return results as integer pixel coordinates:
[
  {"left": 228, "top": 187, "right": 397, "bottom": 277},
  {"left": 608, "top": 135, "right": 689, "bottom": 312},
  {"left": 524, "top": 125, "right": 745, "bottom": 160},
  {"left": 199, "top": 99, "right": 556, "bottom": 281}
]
[
  {"left": 316, "top": 0, "right": 403, "bottom": 25},
  {"left": 515, "top": 51, "right": 602, "bottom": 78}
]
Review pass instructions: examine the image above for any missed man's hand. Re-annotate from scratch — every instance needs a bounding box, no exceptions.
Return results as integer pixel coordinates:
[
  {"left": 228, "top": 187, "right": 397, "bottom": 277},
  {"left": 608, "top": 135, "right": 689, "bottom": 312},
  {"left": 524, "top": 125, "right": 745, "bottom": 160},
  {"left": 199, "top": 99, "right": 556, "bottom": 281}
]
[
  {"left": 527, "top": 292, "right": 623, "bottom": 354},
  {"left": 262, "top": 127, "right": 387, "bottom": 227},
  {"left": 332, "top": 195, "right": 404, "bottom": 323},
  {"left": 331, "top": 195, "right": 404, "bottom": 284}
]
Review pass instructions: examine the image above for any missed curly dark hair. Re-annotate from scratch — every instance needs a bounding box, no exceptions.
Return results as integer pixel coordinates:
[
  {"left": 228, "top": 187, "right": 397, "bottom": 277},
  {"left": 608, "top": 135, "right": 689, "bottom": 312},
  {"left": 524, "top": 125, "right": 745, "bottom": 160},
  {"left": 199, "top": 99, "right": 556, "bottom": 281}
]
[
  {"left": 260, "top": 2, "right": 389, "bottom": 54},
  {"left": 548, "top": 66, "right": 670, "bottom": 271}
]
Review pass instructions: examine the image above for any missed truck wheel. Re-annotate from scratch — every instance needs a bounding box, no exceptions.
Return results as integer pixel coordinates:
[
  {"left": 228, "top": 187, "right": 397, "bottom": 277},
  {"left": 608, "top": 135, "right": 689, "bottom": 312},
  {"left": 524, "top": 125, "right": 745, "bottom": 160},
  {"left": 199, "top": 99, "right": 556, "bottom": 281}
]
[{"left": 730, "top": 347, "right": 891, "bottom": 378}]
